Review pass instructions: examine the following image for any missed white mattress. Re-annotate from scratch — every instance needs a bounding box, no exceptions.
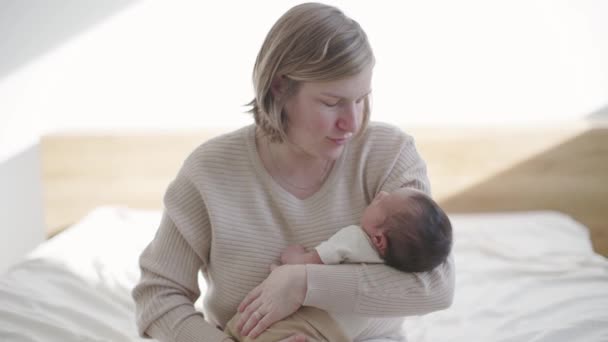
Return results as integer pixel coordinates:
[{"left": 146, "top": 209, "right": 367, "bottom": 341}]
[{"left": 1, "top": 207, "right": 607, "bottom": 341}]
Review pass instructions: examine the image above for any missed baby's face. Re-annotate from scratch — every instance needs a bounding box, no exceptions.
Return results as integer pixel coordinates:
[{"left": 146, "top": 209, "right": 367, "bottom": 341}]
[
  {"left": 361, "top": 188, "right": 419, "bottom": 237},
  {"left": 361, "top": 189, "right": 414, "bottom": 237}
]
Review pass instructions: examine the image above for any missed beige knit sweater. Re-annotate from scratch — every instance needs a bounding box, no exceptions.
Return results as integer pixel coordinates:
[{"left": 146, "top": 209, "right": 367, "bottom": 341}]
[{"left": 132, "top": 122, "right": 455, "bottom": 342}]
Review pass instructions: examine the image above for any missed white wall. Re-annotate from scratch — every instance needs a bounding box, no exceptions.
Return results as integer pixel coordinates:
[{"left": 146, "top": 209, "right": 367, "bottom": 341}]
[
  {"left": 1, "top": 0, "right": 607, "bottom": 141},
  {"left": 0, "top": 143, "right": 45, "bottom": 273}
]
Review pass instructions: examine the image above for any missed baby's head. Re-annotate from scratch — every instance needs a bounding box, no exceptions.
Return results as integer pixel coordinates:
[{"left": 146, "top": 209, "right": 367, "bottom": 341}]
[{"left": 361, "top": 188, "right": 452, "bottom": 273}]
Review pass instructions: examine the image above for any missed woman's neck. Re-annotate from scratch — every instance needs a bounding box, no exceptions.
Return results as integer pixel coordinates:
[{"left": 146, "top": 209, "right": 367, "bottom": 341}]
[{"left": 257, "top": 133, "right": 333, "bottom": 195}]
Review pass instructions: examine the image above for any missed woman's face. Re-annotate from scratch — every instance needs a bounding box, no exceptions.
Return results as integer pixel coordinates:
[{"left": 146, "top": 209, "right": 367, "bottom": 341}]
[{"left": 282, "top": 67, "right": 373, "bottom": 160}]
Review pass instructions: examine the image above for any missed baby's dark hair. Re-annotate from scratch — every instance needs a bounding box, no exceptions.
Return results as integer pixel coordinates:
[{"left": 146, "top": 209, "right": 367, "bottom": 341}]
[{"left": 382, "top": 191, "right": 452, "bottom": 273}]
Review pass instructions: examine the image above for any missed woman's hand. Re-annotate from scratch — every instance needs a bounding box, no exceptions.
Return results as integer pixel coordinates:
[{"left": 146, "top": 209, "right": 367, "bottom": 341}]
[{"left": 236, "top": 264, "right": 307, "bottom": 339}]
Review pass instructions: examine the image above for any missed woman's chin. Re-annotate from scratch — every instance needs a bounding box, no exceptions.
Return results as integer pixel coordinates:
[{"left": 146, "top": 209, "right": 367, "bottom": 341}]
[{"left": 325, "top": 146, "right": 345, "bottom": 160}]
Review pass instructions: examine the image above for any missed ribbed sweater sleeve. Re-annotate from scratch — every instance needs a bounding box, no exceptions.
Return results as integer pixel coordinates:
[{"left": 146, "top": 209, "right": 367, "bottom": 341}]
[
  {"left": 132, "top": 169, "right": 232, "bottom": 342},
  {"left": 304, "top": 255, "right": 455, "bottom": 316}
]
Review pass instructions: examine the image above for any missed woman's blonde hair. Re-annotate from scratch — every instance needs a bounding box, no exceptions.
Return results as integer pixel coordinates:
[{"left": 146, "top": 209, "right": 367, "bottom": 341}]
[{"left": 248, "top": 2, "right": 375, "bottom": 143}]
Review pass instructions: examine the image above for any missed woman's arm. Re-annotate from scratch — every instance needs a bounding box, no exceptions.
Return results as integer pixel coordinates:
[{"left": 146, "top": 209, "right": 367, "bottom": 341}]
[
  {"left": 236, "top": 250, "right": 454, "bottom": 338},
  {"left": 132, "top": 173, "right": 232, "bottom": 342},
  {"left": 304, "top": 255, "right": 455, "bottom": 316}
]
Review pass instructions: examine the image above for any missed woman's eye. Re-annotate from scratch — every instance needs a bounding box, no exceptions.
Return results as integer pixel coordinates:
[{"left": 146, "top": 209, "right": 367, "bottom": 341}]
[{"left": 323, "top": 101, "right": 339, "bottom": 107}]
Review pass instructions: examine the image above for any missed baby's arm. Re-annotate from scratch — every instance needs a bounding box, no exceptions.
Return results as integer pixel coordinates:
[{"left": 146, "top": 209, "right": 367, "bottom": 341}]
[
  {"left": 281, "top": 226, "right": 383, "bottom": 266},
  {"left": 315, "top": 225, "right": 384, "bottom": 264},
  {"left": 281, "top": 245, "right": 323, "bottom": 265}
]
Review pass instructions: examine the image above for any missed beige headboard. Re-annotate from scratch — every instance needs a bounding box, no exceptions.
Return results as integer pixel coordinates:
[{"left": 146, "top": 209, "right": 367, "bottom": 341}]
[{"left": 41, "top": 122, "right": 608, "bottom": 256}]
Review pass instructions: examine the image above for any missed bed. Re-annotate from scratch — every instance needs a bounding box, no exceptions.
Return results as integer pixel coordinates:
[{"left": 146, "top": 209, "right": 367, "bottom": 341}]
[{"left": 1, "top": 206, "right": 607, "bottom": 341}]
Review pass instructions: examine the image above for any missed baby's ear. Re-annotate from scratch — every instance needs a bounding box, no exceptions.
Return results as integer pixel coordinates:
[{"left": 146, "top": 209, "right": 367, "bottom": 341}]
[{"left": 372, "top": 232, "right": 388, "bottom": 256}]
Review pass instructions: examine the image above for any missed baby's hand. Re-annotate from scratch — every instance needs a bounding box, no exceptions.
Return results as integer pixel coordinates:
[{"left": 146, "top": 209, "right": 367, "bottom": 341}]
[{"left": 280, "top": 245, "right": 308, "bottom": 265}]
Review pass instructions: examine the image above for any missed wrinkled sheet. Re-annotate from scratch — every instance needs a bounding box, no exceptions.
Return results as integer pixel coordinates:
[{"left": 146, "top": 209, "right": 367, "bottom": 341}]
[
  {"left": 404, "top": 211, "right": 608, "bottom": 342},
  {"left": 0, "top": 207, "right": 607, "bottom": 341}
]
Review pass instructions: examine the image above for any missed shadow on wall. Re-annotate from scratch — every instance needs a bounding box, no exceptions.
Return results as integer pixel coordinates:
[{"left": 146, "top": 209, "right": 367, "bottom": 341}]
[
  {"left": 439, "top": 128, "right": 608, "bottom": 256},
  {"left": 0, "top": 0, "right": 137, "bottom": 80},
  {"left": 587, "top": 104, "right": 608, "bottom": 123}
]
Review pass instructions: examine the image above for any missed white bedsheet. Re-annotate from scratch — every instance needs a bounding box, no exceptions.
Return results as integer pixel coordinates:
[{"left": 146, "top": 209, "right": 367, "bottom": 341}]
[
  {"left": 404, "top": 212, "right": 608, "bottom": 342},
  {"left": 1, "top": 207, "right": 607, "bottom": 341}
]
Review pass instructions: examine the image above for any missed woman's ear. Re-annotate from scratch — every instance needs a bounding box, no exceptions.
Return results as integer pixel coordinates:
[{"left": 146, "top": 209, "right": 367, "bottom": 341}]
[
  {"left": 372, "top": 232, "right": 388, "bottom": 257},
  {"left": 270, "top": 75, "right": 288, "bottom": 98}
]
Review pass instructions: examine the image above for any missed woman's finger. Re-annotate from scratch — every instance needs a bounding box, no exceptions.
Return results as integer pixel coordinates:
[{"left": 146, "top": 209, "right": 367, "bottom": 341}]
[
  {"left": 238, "top": 284, "right": 261, "bottom": 313},
  {"left": 240, "top": 308, "right": 265, "bottom": 337},
  {"left": 235, "top": 298, "right": 263, "bottom": 333},
  {"left": 246, "top": 310, "right": 274, "bottom": 339}
]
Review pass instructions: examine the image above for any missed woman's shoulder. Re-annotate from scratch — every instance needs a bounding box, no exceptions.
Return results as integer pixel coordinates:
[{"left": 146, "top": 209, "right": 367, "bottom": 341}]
[
  {"left": 349, "top": 122, "right": 429, "bottom": 195},
  {"left": 190, "top": 125, "right": 251, "bottom": 155},
  {"left": 181, "top": 125, "right": 254, "bottom": 173},
  {"left": 357, "top": 121, "right": 416, "bottom": 150},
  {"left": 345, "top": 121, "right": 423, "bottom": 174}
]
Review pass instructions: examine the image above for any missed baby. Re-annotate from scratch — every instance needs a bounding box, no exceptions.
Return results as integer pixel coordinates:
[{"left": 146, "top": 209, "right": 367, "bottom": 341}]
[{"left": 225, "top": 187, "right": 453, "bottom": 341}]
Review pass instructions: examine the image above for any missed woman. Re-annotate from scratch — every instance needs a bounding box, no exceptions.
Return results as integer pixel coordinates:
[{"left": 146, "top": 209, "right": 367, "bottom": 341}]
[{"left": 132, "top": 3, "right": 454, "bottom": 342}]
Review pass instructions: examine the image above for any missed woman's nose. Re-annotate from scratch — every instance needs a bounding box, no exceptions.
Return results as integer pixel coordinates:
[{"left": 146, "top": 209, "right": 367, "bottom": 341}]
[{"left": 337, "top": 103, "right": 359, "bottom": 133}]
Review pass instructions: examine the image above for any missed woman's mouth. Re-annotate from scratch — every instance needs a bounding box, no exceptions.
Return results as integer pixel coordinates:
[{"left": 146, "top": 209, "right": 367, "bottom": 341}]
[{"left": 328, "top": 134, "right": 352, "bottom": 145}]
